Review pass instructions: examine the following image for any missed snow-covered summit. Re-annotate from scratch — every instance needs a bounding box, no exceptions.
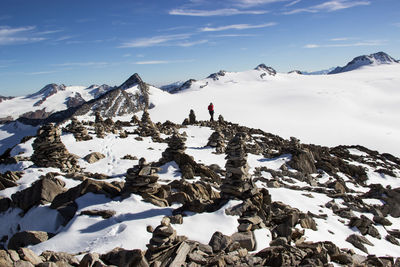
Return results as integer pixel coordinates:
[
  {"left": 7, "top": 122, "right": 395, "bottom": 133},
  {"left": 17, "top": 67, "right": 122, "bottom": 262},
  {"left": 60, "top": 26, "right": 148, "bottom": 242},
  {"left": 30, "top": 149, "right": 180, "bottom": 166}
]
[
  {"left": 254, "top": 64, "right": 277, "bottom": 76},
  {"left": 329, "top": 51, "right": 399, "bottom": 74}
]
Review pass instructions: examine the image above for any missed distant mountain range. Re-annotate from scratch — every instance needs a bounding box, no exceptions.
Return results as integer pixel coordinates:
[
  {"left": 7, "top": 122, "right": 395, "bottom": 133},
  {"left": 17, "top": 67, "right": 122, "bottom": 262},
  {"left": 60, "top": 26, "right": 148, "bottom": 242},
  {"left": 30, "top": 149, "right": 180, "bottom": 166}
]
[{"left": 0, "top": 51, "right": 398, "bottom": 125}]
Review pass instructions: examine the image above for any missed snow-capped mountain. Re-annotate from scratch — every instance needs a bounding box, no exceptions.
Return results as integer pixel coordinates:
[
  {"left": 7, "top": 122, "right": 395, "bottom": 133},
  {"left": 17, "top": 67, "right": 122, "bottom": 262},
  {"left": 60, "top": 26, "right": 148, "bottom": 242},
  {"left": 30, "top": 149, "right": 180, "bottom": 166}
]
[
  {"left": 329, "top": 51, "right": 399, "bottom": 74},
  {"left": 0, "top": 83, "right": 114, "bottom": 120},
  {"left": 160, "top": 81, "right": 185, "bottom": 93}
]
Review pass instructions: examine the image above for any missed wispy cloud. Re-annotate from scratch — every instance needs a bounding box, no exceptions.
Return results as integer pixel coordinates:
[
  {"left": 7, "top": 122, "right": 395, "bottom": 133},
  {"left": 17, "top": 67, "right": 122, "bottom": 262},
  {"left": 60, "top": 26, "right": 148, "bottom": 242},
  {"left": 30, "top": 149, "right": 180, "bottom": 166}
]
[
  {"left": 52, "top": 62, "right": 109, "bottom": 67},
  {"left": 330, "top": 37, "right": 351, "bottom": 41},
  {"left": 120, "top": 34, "right": 191, "bottom": 48},
  {"left": 284, "top": 0, "right": 370, "bottom": 15},
  {"left": 200, "top": 22, "right": 276, "bottom": 32},
  {"left": 177, "top": 40, "right": 208, "bottom": 47},
  {"left": 285, "top": 0, "right": 301, "bottom": 7},
  {"left": 169, "top": 8, "right": 268, "bottom": 16},
  {"left": 212, "top": 33, "right": 259, "bottom": 37},
  {"left": 26, "top": 70, "right": 58, "bottom": 75},
  {"left": 394, "top": 23, "right": 400, "bottom": 28},
  {"left": 234, "top": 0, "right": 290, "bottom": 7},
  {"left": 304, "top": 40, "right": 385, "bottom": 48},
  {"left": 0, "top": 26, "right": 47, "bottom": 45},
  {"left": 134, "top": 60, "right": 170, "bottom": 65},
  {"left": 134, "top": 59, "right": 194, "bottom": 65}
]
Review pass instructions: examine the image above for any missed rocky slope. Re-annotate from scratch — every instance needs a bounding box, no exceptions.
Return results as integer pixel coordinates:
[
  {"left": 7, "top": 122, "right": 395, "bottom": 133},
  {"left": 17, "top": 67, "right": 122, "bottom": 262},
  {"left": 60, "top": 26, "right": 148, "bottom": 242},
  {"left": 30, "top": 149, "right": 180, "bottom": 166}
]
[
  {"left": 329, "top": 51, "right": 399, "bottom": 74},
  {"left": 1, "top": 110, "right": 400, "bottom": 266}
]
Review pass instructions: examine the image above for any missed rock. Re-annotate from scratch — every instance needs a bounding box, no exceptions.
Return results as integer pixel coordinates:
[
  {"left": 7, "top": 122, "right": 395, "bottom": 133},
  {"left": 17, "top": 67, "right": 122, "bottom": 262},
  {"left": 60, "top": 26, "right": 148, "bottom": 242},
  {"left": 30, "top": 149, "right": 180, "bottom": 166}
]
[
  {"left": 188, "top": 109, "right": 197, "bottom": 124},
  {"left": 346, "top": 234, "right": 373, "bottom": 253},
  {"left": 101, "top": 247, "right": 148, "bottom": 267},
  {"left": 0, "top": 250, "right": 13, "bottom": 267},
  {"left": 331, "top": 253, "right": 354, "bottom": 265},
  {"left": 80, "top": 209, "right": 116, "bottom": 219},
  {"left": 14, "top": 261, "right": 34, "bottom": 267},
  {"left": 373, "top": 215, "right": 392, "bottom": 226},
  {"left": 349, "top": 215, "right": 381, "bottom": 239},
  {"left": 12, "top": 178, "right": 66, "bottom": 212},
  {"left": 386, "top": 235, "right": 400, "bottom": 246},
  {"left": 207, "top": 129, "right": 226, "bottom": 154},
  {"left": 270, "top": 237, "right": 288, "bottom": 247},
  {"left": 0, "top": 197, "right": 11, "bottom": 213},
  {"left": 288, "top": 149, "right": 316, "bottom": 175},
  {"left": 31, "top": 124, "right": 79, "bottom": 172},
  {"left": 123, "top": 158, "right": 167, "bottom": 207},
  {"left": 300, "top": 215, "right": 317, "bottom": 231},
  {"left": 83, "top": 152, "right": 105, "bottom": 163},
  {"left": 8, "top": 231, "right": 51, "bottom": 250},
  {"left": 209, "top": 231, "right": 232, "bottom": 253},
  {"left": 221, "top": 133, "right": 255, "bottom": 199},
  {"left": 231, "top": 231, "right": 256, "bottom": 251},
  {"left": 79, "top": 252, "right": 100, "bottom": 267},
  {"left": 37, "top": 263, "right": 59, "bottom": 267},
  {"left": 63, "top": 117, "right": 92, "bottom": 141},
  {"left": 169, "top": 242, "right": 191, "bottom": 266},
  {"left": 40, "top": 251, "right": 80, "bottom": 266},
  {"left": 18, "top": 247, "right": 43, "bottom": 265},
  {"left": 51, "top": 178, "right": 121, "bottom": 209},
  {"left": 168, "top": 215, "right": 183, "bottom": 224},
  {"left": 50, "top": 179, "right": 121, "bottom": 224}
]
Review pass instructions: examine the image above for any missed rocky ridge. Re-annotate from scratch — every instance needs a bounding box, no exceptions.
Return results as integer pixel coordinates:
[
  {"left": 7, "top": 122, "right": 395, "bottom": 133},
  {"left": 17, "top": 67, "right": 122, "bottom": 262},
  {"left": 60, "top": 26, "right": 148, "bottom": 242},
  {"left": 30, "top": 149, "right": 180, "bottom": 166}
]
[{"left": 0, "top": 109, "right": 400, "bottom": 266}]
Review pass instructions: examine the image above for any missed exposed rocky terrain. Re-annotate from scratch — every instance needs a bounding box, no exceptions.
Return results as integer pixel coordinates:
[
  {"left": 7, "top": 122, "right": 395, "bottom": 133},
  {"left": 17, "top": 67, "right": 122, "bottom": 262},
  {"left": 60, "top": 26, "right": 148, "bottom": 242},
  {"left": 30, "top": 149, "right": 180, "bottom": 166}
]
[{"left": 1, "top": 110, "right": 400, "bottom": 266}]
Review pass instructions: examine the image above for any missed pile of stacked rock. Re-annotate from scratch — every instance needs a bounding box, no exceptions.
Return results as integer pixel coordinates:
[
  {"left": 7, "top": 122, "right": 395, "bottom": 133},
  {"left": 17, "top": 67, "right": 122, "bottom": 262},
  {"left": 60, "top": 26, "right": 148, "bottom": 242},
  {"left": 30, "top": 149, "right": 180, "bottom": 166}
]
[
  {"left": 221, "top": 132, "right": 255, "bottom": 199},
  {"left": 124, "top": 158, "right": 168, "bottom": 207},
  {"left": 135, "top": 110, "right": 161, "bottom": 141},
  {"left": 145, "top": 217, "right": 190, "bottom": 266},
  {"left": 161, "top": 132, "right": 187, "bottom": 162},
  {"left": 94, "top": 112, "right": 106, "bottom": 138},
  {"left": 63, "top": 117, "right": 92, "bottom": 141},
  {"left": 207, "top": 128, "right": 226, "bottom": 154},
  {"left": 183, "top": 109, "right": 197, "bottom": 125},
  {"left": 31, "top": 124, "right": 79, "bottom": 172}
]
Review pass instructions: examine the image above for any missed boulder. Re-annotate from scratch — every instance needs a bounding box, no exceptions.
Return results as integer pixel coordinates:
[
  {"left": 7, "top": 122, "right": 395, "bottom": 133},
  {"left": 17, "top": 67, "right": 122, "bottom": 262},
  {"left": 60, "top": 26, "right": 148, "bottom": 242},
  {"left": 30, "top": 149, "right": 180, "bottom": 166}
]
[
  {"left": 346, "top": 234, "right": 373, "bottom": 253},
  {"left": 84, "top": 152, "right": 105, "bottom": 164},
  {"left": 101, "top": 248, "right": 148, "bottom": 267},
  {"left": 231, "top": 231, "right": 256, "bottom": 251},
  {"left": 0, "top": 197, "right": 11, "bottom": 213},
  {"left": 18, "top": 248, "right": 43, "bottom": 265},
  {"left": 8, "top": 231, "right": 51, "bottom": 250},
  {"left": 0, "top": 250, "right": 13, "bottom": 267},
  {"left": 40, "top": 251, "right": 80, "bottom": 266},
  {"left": 12, "top": 178, "right": 66, "bottom": 212},
  {"left": 208, "top": 231, "right": 232, "bottom": 253}
]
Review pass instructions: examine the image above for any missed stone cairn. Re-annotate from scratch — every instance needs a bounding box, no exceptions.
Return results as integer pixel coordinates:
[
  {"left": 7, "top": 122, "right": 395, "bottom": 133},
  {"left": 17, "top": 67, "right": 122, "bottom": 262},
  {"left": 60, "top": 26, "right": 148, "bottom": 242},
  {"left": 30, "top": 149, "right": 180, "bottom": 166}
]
[
  {"left": 94, "top": 111, "right": 106, "bottom": 138},
  {"left": 136, "top": 110, "right": 161, "bottom": 141},
  {"left": 131, "top": 114, "right": 140, "bottom": 125},
  {"left": 221, "top": 132, "right": 254, "bottom": 199},
  {"left": 161, "top": 132, "right": 187, "bottom": 162},
  {"left": 124, "top": 158, "right": 168, "bottom": 207},
  {"left": 63, "top": 117, "right": 92, "bottom": 141},
  {"left": 145, "top": 217, "right": 188, "bottom": 266},
  {"left": 189, "top": 109, "right": 196, "bottom": 124},
  {"left": 207, "top": 128, "right": 226, "bottom": 154},
  {"left": 31, "top": 124, "right": 78, "bottom": 172},
  {"left": 183, "top": 109, "right": 197, "bottom": 125}
]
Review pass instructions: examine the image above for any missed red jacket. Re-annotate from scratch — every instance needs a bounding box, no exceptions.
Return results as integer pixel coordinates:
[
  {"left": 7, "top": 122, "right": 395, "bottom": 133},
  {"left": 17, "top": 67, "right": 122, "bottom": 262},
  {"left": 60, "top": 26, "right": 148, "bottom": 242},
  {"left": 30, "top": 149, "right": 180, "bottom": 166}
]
[{"left": 208, "top": 104, "right": 214, "bottom": 111}]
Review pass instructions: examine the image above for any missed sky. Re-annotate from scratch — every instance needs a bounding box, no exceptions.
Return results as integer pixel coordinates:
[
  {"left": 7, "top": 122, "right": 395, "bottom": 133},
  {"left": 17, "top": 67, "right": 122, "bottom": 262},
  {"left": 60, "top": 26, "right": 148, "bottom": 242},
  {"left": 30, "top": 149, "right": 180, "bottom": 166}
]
[{"left": 0, "top": 0, "right": 399, "bottom": 96}]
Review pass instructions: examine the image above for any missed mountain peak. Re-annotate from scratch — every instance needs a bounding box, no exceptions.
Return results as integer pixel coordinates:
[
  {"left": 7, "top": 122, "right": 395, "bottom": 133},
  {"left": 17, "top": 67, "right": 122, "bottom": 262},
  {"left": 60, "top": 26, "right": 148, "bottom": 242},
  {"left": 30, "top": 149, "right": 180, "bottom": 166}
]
[
  {"left": 254, "top": 64, "right": 277, "bottom": 76},
  {"left": 119, "top": 73, "right": 144, "bottom": 90},
  {"left": 329, "top": 51, "right": 398, "bottom": 74}
]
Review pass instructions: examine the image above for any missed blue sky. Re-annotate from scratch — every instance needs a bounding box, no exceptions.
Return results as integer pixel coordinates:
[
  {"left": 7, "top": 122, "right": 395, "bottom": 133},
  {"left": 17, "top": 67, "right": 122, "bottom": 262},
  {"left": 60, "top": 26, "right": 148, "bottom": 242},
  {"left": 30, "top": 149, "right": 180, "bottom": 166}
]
[{"left": 0, "top": 0, "right": 399, "bottom": 96}]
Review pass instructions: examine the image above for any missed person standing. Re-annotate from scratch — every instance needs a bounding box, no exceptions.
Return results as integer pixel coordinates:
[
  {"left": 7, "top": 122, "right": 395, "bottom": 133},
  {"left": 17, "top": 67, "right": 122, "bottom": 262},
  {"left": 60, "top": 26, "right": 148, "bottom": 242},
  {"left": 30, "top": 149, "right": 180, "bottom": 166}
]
[{"left": 208, "top": 103, "right": 214, "bottom": 121}]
